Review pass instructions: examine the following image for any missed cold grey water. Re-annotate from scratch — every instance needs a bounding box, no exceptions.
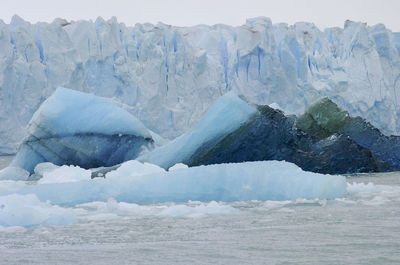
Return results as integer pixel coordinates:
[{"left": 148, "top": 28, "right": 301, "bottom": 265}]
[{"left": 0, "top": 157, "right": 399, "bottom": 264}]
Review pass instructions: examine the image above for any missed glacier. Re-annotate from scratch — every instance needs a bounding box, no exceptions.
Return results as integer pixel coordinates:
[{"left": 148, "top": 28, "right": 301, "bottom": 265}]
[
  {"left": 1, "top": 16, "right": 400, "bottom": 154},
  {"left": 10, "top": 87, "right": 155, "bottom": 173}
]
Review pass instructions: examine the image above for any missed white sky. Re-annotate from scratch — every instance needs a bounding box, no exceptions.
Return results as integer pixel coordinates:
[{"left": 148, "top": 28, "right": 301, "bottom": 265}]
[{"left": 1, "top": 0, "right": 400, "bottom": 31}]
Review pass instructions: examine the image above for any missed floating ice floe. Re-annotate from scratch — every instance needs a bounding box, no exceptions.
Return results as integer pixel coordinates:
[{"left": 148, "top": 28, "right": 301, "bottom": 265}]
[
  {"left": 0, "top": 160, "right": 347, "bottom": 205},
  {"left": 1, "top": 160, "right": 398, "bottom": 228},
  {"left": 0, "top": 193, "right": 77, "bottom": 227}
]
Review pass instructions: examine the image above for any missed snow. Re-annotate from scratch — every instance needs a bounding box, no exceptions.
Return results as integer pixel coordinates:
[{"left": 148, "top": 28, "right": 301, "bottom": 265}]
[
  {"left": 0, "top": 160, "right": 346, "bottom": 206},
  {"left": 1, "top": 17, "right": 400, "bottom": 155},
  {"left": 138, "top": 91, "right": 257, "bottom": 168},
  {"left": 10, "top": 87, "right": 155, "bottom": 173}
]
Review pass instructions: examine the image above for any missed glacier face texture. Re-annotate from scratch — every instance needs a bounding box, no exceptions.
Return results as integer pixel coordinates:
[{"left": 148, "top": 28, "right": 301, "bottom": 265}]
[
  {"left": 11, "top": 87, "right": 155, "bottom": 173},
  {"left": 1, "top": 16, "right": 400, "bottom": 153}
]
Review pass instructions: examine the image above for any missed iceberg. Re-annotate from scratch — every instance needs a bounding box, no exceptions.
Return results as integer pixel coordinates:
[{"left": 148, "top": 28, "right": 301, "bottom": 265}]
[
  {"left": 10, "top": 87, "right": 155, "bottom": 173},
  {"left": 1, "top": 17, "right": 400, "bottom": 155},
  {"left": 138, "top": 92, "right": 389, "bottom": 174},
  {"left": 0, "top": 160, "right": 347, "bottom": 205},
  {"left": 138, "top": 91, "right": 258, "bottom": 169},
  {"left": 191, "top": 103, "right": 390, "bottom": 174},
  {"left": 296, "top": 98, "right": 400, "bottom": 170}
]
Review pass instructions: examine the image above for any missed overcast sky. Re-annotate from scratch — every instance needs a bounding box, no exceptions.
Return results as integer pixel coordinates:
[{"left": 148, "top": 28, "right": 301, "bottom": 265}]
[{"left": 1, "top": 0, "right": 400, "bottom": 31}]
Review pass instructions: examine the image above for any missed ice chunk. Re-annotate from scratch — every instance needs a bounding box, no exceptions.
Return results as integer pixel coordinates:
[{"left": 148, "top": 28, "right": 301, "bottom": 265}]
[
  {"left": 29, "top": 162, "right": 60, "bottom": 181},
  {"left": 34, "top": 162, "right": 59, "bottom": 176},
  {"left": 0, "top": 166, "right": 29, "bottom": 181},
  {"left": 38, "top": 165, "right": 91, "bottom": 184},
  {"left": 138, "top": 92, "right": 257, "bottom": 169},
  {"left": 105, "top": 160, "right": 166, "bottom": 179},
  {"left": 0, "top": 194, "right": 77, "bottom": 227},
  {"left": 5, "top": 161, "right": 346, "bottom": 205},
  {"left": 11, "top": 87, "right": 155, "bottom": 173},
  {"left": 168, "top": 163, "right": 189, "bottom": 171}
]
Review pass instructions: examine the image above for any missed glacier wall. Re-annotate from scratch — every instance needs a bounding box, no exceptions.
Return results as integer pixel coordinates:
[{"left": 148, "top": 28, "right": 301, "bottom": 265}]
[{"left": 1, "top": 15, "right": 400, "bottom": 154}]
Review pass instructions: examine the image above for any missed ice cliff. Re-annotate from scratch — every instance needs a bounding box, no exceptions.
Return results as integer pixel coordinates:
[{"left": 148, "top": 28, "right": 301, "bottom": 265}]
[{"left": 1, "top": 16, "right": 400, "bottom": 154}]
